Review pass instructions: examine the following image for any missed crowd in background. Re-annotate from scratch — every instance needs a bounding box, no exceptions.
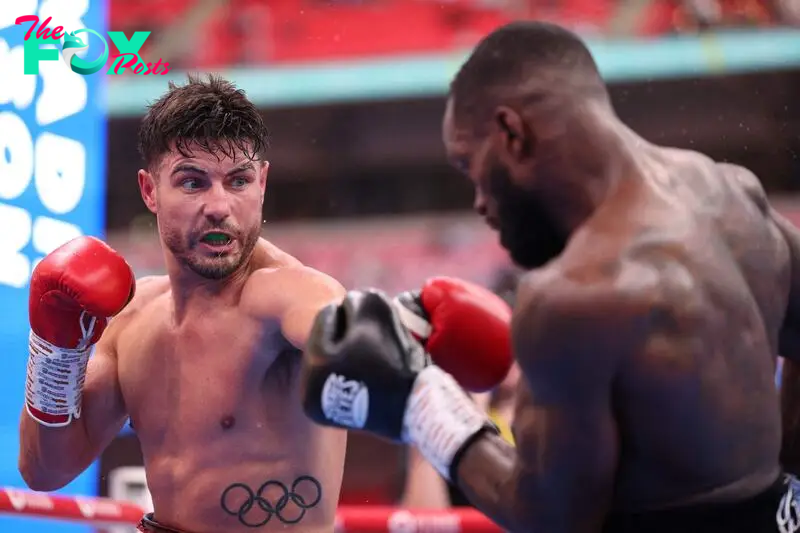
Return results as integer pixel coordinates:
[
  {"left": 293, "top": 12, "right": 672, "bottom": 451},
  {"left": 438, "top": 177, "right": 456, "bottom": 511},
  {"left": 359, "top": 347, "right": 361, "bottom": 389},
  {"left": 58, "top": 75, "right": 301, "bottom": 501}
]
[{"left": 109, "top": 0, "right": 800, "bottom": 69}]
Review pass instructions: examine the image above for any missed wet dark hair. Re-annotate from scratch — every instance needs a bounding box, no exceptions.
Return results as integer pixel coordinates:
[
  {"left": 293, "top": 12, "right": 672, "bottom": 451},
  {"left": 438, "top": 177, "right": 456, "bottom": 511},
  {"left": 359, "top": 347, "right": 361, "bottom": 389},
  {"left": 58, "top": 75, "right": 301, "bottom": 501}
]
[
  {"left": 450, "top": 21, "right": 606, "bottom": 122},
  {"left": 137, "top": 73, "right": 269, "bottom": 170}
]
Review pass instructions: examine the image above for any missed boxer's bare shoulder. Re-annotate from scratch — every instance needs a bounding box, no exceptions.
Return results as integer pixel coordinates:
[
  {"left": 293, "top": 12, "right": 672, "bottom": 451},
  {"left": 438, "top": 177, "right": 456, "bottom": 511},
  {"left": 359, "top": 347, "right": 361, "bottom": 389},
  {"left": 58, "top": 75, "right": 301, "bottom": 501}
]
[
  {"left": 716, "top": 161, "right": 770, "bottom": 211},
  {"left": 505, "top": 153, "right": 787, "bottom": 517},
  {"left": 512, "top": 257, "right": 655, "bottom": 399},
  {"left": 490, "top": 264, "right": 639, "bottom": 529},
  {"left": 242, "top": 246, "right": 345, "bottom": 350},
  {"left": 126, "top": 275, "right": 170, "bottom": 311},
  {"left": 103, "top": 275, "right": 170, "bottom": 346}
]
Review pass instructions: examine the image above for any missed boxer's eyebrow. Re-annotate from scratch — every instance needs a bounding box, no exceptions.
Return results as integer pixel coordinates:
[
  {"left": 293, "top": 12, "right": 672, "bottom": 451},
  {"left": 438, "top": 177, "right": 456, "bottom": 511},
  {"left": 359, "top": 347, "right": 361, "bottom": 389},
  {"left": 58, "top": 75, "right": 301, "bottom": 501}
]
[
  {"left": 170, "top": 162, "right": 254, "bottom": 176},
  {"left": 226, "top": 162, "right": 255, "bottom": 175},
  {"left": 171, "top": 163, "right": 206, "bottom": 176}
]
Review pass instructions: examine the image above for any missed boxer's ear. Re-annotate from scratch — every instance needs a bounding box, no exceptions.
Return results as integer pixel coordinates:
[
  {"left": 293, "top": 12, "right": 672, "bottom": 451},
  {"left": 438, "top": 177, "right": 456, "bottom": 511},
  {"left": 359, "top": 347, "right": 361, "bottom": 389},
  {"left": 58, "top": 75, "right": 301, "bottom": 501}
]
[
  {"left": 491, "top": 106, "right": 534, "bottom": 165},
  {"left": 138, "top": 169, "right": 158, "bottom": 214},
  {"left": 259, "top": 160, "right": 270, "bottom": 201}
]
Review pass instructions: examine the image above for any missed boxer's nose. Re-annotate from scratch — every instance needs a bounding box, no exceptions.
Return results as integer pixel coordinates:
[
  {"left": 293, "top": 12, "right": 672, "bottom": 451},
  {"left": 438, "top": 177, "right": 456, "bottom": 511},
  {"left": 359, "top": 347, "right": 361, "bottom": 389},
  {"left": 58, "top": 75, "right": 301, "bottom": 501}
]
[{"left": 202, "top": 182, "right": 232, "bottom": 224}]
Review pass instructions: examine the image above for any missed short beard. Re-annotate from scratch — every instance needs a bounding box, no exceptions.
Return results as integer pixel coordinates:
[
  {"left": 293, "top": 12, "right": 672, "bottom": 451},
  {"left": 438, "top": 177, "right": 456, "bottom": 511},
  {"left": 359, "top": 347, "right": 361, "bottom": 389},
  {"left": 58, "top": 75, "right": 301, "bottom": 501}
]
[
  {"left": 162, "top": 223, "right": 260, "bottom": 280},
  {"left": 488, "top": 162, "right": 567, "bottom": 269}
]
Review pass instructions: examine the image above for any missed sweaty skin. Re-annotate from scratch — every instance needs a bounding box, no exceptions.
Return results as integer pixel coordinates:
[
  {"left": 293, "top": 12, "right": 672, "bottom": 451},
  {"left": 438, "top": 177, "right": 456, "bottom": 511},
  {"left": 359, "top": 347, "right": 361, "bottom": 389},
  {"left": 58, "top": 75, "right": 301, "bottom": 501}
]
[
  {"left": 447, "top": 136, "right": 798, "bottom": 532},
  {"left": 99, "top": 240, "right": 345, "bottom": 533},
  {"left": 18, "top": 140, "right": 347, "bottom": 532}
]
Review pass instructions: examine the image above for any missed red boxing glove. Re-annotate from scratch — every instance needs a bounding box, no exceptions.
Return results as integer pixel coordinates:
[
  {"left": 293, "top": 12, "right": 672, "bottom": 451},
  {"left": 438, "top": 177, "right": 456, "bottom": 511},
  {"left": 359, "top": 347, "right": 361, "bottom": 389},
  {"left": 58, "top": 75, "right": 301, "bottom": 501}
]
[
  {"left": 395, "top": 276, "right": 513, "bottom": 392},
  {"left": 26, "top": 236, "right": 135, "bottom": 427}
]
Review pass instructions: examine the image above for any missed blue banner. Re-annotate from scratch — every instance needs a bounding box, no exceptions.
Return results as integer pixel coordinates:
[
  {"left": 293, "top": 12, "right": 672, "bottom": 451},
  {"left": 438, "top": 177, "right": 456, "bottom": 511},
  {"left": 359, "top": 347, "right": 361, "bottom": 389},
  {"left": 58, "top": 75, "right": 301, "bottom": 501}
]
[{"left": 0, "top": 0, "right": 107, "bottom": 531}]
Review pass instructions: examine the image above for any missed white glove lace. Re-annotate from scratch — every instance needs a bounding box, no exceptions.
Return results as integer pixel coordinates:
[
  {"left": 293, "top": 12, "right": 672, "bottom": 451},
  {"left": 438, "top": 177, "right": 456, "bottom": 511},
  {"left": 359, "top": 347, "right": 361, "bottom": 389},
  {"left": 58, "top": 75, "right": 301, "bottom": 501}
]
[
  {"left": 25, "top": 311, "right": 97, "bottom": 427},
  {"left": 402, "top": 365, "right": 494, "bottom": 480}
]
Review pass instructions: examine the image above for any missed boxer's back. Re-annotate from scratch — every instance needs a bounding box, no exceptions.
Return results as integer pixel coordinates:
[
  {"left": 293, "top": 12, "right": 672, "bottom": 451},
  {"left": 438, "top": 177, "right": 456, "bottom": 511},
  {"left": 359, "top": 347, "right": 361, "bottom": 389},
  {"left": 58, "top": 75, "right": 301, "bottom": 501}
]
[
  {"left": 110, "top": 253, "right": 346, "bottom": 532},
  {"left": 520, "top": 149, "right": 789, "bottom": 512}
]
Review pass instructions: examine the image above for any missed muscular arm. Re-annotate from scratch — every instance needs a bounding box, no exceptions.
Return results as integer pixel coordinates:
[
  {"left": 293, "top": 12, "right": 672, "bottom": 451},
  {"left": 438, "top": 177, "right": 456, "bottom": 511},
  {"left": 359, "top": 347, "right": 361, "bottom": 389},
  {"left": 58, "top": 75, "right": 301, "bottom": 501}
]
[
  {"left": 18, "top": 333, "right": 127, "bottom": 491},
  {"left": 247, "top": 266, "right": 346, "bottom": 350},
  {"left": 453, "top": 278, "right": 633, "bottom": 533},
  {"left": 281, "top": 269, "right": 346, "bottom": 350},
  {"left": 16, "top": 275, "right": 164, "bottom": 491},
  {"left": 400, "top": 447, "right": 454, "bottom": 508}
]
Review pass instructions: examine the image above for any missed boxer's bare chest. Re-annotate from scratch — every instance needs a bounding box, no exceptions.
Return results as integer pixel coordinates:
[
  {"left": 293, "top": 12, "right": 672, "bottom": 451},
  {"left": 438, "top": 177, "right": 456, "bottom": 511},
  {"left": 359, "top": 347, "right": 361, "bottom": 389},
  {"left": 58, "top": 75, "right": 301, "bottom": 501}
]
[
  {"left": 115, "top": 292, "right": 302, "bottom": 452},
  {"left": 113, "top": 290, "right": 344, "bottom": 532}
]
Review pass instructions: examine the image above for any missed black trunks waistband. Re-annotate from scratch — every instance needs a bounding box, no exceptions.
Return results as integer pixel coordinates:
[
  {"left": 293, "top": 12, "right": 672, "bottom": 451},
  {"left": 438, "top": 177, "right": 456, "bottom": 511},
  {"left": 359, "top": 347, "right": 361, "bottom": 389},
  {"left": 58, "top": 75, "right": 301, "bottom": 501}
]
[{"left": 603, "top": 474, "right": 791, "bottom": 533}]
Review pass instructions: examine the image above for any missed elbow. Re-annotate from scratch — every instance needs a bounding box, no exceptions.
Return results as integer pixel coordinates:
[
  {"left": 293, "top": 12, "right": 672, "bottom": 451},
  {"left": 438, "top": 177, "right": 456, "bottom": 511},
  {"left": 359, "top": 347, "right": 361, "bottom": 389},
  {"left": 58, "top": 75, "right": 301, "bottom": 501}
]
[
  {"left": 494, "top": 480, "right": 537, "bottom": 533},
  {"left": 19, "top": 470, "right": 71, "bottom": 493},
  {"left": 18, "top": 456, "right": 71, "bottom": 492},
  {"left": 17, "top": 411, "right": 89, "bottom": 492}
]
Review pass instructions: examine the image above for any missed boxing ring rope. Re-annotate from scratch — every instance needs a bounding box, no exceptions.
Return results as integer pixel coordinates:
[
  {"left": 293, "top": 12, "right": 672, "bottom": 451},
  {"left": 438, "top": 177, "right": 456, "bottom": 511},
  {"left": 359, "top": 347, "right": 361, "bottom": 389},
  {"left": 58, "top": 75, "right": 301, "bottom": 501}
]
[{"left": 0, "top": 487, "right": 503, "bottom": 532}]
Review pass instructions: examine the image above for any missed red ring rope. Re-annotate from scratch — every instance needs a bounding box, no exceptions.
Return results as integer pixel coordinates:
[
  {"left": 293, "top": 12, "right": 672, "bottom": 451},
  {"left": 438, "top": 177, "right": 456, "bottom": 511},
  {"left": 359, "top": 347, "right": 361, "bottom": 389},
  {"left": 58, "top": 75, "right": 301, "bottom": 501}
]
[{"left": 0, "top": 487, "right": 503, "bottom": 532}]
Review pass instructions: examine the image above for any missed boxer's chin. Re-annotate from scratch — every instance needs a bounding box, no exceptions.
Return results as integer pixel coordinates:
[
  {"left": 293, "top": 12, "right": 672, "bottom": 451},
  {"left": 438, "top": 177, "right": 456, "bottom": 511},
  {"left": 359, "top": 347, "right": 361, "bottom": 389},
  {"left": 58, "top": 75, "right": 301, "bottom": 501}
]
[
  {"left": 504, "top": 239, "right": 551, "bottom": 269},
  {"left": 187, "top": 232, "right": 259, "bottom": 280},
  {"left": 488, "top": 161, "right": 567, "bottom": 269},
  {"left": 172, "top": 225, "right": 258, "bottom": 280},
  {"left": 500, "top": 223, "right": 566, "bottom": 270},
  {"left": 187, "top": 253, "right": 243, "bottom": 280}
]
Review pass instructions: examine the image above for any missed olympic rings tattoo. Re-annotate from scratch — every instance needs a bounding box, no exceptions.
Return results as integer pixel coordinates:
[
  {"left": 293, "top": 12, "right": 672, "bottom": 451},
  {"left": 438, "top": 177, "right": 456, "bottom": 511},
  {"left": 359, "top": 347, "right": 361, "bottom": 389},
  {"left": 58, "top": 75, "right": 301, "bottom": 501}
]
[{"left": 220, "top": 475, "right": 322, "bottom": 527}]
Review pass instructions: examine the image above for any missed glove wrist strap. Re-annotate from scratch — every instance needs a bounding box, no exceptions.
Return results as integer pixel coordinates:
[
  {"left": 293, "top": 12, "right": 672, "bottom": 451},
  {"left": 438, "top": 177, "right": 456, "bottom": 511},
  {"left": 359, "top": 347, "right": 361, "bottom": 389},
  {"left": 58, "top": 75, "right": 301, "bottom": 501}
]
[
  {"left": 402, "top": 365, "right": 497, "bottom": 481},
  {"left": 393, "top": 297, "right": 432, "bottom": 340},
  {"left": 25, "top": 312, "right": 97, "bottom": 427}
]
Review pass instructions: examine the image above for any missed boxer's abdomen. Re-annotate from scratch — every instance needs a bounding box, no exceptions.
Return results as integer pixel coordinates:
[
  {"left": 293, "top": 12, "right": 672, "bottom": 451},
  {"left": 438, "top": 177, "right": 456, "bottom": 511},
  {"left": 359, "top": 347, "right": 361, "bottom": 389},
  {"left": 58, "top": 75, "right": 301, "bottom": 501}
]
[
  {"left": 141, "top": 429, "right": 344, "bottom": 533},
  {"left": 114, "top": 293, "right": 347, "bottom": 532}
]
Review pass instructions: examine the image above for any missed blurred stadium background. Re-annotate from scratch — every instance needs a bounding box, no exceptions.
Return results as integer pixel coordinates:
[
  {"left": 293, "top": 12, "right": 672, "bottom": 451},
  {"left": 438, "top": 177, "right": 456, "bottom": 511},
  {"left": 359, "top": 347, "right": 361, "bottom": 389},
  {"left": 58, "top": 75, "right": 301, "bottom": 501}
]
[{"left": 2, "top": 0, "right": 800, "bottom": 531}]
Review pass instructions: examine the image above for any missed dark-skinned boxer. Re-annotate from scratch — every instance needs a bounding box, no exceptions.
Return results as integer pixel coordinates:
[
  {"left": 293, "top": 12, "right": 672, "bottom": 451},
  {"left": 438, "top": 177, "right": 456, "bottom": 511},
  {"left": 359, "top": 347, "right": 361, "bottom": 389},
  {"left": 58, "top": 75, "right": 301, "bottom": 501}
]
[{"left": 300, "top": 21, "right": 800, "bottom": 533}]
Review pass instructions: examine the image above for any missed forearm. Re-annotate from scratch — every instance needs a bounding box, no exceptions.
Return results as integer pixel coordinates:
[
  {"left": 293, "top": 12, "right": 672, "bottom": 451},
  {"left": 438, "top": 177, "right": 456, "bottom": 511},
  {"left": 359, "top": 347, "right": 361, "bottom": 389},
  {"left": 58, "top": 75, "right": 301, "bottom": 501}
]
[
  {"left": 402, "top": 366, "right": 526, "bottom": 526},
  {"left": 18, "top": 409, "right": 96, "bottom": 491},
  {"left": 454, "top": 432, "right": 527, "bottom": 532},
  {"left": 401, "top": 447, "right": 453, "bottom": 509},
  {"left": 781, "top": 358, "right": 800, "bottom": 475}
]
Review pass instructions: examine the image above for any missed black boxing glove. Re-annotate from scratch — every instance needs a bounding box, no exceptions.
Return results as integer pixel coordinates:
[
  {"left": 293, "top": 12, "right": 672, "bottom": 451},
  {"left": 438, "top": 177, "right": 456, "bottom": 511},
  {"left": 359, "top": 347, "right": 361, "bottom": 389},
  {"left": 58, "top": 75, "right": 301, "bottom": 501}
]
[{"left": 300, "top": 289, "right": 497, "bottom": 480}]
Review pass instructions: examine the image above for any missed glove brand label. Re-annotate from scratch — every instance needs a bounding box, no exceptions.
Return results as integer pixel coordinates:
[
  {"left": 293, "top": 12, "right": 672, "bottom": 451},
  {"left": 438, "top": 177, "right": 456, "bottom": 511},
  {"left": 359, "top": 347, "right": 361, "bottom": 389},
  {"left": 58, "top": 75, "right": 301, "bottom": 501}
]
[{"left": 321, "top": 374, "right": 369, "bottom": 429}]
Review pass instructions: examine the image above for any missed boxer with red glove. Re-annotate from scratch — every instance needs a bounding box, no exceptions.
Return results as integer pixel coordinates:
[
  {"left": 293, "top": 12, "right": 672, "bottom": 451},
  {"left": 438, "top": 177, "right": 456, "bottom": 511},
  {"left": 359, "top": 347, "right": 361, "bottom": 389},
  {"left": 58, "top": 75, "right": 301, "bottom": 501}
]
[
  {"left": 26, "top": 236, "right": 135, "bottom": 427},
  {"left": 300, "top": 278, "right": 511, "bottom": 482}
]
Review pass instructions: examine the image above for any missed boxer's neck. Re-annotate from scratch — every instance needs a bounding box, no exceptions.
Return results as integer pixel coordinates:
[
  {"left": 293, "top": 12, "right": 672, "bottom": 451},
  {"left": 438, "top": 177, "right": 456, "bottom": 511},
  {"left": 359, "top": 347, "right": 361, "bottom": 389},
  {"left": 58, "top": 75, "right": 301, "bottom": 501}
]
[
  {"left": 534, "top": 104, "right": 644, "bottom": 238},
  {"left": 165, "top": 253, "right": 254, "bottom": 320}
]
